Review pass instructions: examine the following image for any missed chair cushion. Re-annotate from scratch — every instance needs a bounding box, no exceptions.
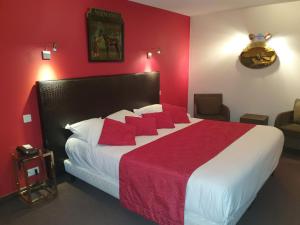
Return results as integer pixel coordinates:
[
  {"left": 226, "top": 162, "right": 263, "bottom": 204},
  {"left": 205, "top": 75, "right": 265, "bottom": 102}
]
[
  {"left": 280, "top": 123, "right": 300, "bottom": 138},
  {"left": 196, "top": 95, "right": 222, "bottom": 115},
  {"left": 293, "top": 99, "right": 300, "bottom": 124}
]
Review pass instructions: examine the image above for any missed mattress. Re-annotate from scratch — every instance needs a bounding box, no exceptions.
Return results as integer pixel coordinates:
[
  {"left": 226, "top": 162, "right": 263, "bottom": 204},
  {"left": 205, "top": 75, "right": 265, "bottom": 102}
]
[{"left": 65, "top": 118, "right": 284, "bottom": 225}]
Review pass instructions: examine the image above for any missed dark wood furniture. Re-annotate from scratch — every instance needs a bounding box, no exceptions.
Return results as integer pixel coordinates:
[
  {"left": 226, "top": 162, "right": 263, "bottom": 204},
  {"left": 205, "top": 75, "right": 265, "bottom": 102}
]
[
  {"left": 12, "top": 149, "right": 57, "bottom": 204},
  {"left": 36, "top": 72, "right": 160, "bottom": 175},
  {"left": 194, "top": 94, "right": 230, "bottom": 121},
  {"left": 240, "top": 113, "right": 269, "bottom": 125}
]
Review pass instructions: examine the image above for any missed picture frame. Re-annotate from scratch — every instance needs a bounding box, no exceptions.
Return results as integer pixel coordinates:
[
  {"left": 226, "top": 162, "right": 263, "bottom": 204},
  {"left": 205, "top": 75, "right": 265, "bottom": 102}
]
[{"left": 86, "top": 8, "right": 124, "bottom": 62}]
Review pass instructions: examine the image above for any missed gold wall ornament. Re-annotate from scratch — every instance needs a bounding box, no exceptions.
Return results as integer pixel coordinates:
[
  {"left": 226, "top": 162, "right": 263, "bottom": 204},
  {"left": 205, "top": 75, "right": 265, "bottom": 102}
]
[{"left": 240, "top": 33, "right": 277, "bottom": 69}]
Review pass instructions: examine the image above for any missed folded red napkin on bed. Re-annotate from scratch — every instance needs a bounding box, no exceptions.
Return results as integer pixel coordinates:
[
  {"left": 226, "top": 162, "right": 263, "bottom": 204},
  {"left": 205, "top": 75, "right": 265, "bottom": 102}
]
[
  {"left": 98, "top": 118, "right": 136, "bottom": 146},
  {"left": 125, "top": 116, "right": 158, "bottom": 136},
  {"left": 142, "top": 112, "right": 175, "bottom": 129},
  {"left": 162, "top": 103, "right": 190, "bottom": 124}
]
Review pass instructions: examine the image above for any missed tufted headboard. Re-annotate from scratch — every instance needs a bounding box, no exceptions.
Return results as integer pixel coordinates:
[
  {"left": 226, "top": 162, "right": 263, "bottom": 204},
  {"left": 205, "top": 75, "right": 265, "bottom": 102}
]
[{"left": 36, "top": 72, "right": 160, "bottom": 174}]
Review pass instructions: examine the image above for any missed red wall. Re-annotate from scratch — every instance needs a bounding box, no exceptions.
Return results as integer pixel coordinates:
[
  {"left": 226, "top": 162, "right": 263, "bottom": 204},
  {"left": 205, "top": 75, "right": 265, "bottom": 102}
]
[{"left": 0, "top": 0, "right": 190, "bottom": 197}]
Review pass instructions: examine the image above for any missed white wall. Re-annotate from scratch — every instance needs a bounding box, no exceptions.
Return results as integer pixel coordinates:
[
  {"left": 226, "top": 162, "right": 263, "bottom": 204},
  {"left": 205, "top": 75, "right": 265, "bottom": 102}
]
[{"left": 189, "top": 1, "right": 300, "bottom": 125}]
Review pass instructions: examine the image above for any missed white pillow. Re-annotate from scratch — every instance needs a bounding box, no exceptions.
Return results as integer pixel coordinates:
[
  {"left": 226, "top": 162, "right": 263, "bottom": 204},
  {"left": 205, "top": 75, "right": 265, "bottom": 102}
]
[
  {"left": 65, "top": 118, "right": 104, "bottom": 146},
  {"left": 133, "top": 104, "right": 162, "bottom": 115},
  {"left": 106, "top": 109, "right": 139, "bottom": 123}
]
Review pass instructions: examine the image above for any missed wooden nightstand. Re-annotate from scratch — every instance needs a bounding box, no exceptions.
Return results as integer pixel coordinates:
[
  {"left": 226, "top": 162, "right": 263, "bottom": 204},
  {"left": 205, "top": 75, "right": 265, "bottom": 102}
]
[
  {"left": 240, "top": 113, "right": 269, "bottom": 125},
  {"left": 12, "top": 148, "right": 57, "bottom": 204}
]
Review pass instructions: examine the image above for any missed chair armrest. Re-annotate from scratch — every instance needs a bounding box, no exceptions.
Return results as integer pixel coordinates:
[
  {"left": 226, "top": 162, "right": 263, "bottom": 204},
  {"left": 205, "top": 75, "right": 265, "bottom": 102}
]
[
  {"left": 220, "top": 104, "right": 230, "bottom": 121},
  {"left": 274, "top": 111, "right": 293, "bottom": 128}
]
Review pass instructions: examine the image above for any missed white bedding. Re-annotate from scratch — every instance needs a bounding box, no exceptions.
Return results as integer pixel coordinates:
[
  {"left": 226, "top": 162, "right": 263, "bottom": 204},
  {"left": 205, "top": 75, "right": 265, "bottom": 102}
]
[{"left": 65, "top": 118, "right": 284, "bottom": 225}]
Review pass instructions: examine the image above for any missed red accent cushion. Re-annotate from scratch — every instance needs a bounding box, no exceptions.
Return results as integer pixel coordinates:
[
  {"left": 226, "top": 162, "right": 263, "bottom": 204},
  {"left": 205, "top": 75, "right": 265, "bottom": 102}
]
[
  {"left": 142, "top": 112, "right": 175, "bottom": 129},
  {"left": 162, "top": 103, "right": 190, "bottom": 123},
  {"left": 125, "top": 116, "right": 158, "bottom": 136},
  {"left": 99, "top": 118, "right": 136, "bottom": 146}
]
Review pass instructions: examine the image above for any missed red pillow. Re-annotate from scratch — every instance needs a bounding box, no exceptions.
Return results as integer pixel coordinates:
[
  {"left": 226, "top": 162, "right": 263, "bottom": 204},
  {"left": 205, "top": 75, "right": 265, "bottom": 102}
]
[
  {"left": 125, "top": 116, "right": 158, "bottom": 136},
  {"left": 142, "top": 112, "right": 175, "bottom": 129},
  {"left": 162, "top": 103, "right": 190, "bottom": 123},
  {"left": 99, "top": 118, "right": 136, "bottom": 146}
]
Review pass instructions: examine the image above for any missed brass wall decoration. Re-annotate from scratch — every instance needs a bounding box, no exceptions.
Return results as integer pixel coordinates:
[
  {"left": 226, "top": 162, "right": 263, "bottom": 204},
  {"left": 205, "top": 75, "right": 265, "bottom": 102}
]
[{"left": 240, "top": 33, "right": 277, "bottom": 69}]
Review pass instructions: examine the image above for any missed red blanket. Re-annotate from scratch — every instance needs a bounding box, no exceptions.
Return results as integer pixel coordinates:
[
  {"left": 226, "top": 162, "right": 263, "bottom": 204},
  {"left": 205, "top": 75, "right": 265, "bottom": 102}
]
[{"left": 119, "top": 120, "right": 255, "bottom": 225}]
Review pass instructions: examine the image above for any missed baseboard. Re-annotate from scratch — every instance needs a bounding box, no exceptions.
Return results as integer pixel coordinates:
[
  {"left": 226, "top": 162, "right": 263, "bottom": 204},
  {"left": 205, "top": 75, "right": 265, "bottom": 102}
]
[{"left": 0, "top": 191, "right": 18, "bottom": 203}]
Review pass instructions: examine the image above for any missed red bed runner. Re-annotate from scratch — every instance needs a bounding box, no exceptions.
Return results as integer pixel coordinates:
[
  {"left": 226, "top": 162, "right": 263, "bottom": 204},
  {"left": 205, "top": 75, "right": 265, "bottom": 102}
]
[{"left": 119, "top": 120, "right": 255, "bottom": 225}]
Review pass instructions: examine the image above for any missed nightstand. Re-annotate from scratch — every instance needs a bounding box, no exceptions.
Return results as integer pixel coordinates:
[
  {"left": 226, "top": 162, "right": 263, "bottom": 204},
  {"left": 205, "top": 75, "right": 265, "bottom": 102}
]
[
  {"left": 12, "top": 148, "right": 57, "bottom": 204},
  {"left": 240, "top": 113, "right": 269, "bottom": 125}
]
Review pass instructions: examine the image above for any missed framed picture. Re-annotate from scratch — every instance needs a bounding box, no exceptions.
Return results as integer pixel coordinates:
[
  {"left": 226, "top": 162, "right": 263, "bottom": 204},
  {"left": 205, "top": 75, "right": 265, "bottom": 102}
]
[{"left": 87, "top": 8, "right": 124, "bottom": 62}]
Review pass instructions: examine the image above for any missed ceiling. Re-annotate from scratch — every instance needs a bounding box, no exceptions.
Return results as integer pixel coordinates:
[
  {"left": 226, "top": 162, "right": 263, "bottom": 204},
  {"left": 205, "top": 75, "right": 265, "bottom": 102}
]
[{"left": 130, "top": 0, "right": 298, "bottom": 16}]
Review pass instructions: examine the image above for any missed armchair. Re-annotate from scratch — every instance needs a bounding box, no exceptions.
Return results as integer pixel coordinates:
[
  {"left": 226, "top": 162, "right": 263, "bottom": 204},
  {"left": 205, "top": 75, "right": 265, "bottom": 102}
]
[
  {"left": 275, "top": 99, "right": 300, "bottom": 150},
  {"left": 194, "top": 94, "right": 230, "bottom": 121}
]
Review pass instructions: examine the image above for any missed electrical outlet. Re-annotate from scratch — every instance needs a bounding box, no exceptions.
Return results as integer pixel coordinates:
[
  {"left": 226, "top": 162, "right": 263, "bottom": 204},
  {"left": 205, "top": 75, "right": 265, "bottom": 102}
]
[{"left": 27, "top": 167, "right": 39, "bottom": 177}]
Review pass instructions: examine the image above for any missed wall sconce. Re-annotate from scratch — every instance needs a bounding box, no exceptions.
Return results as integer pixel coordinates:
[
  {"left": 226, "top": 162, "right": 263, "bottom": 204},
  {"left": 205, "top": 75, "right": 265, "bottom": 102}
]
[
  {"left": 41, "top": 50, "right": 51, "bottom": 60},
  {"left": 239, "top": 33, "right": 277, "bottom": 69},
  {"left": 147, "top": 48, "right": 161, "bottom": 59},
  {"left": 41, "top": 42, "right": 58, "bottom": 60},
  {"left": 52, "top": 42, "right": 57, "bottom": 52},
  {"left": 147, "top": 52, "right": 153, "bottom": 58}
]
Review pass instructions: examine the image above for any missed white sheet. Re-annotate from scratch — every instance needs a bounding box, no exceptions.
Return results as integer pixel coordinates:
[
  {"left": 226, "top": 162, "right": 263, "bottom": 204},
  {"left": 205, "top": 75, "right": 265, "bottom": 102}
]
[{"left": 65, "top": 118, "right": 284, "bottom": 225}]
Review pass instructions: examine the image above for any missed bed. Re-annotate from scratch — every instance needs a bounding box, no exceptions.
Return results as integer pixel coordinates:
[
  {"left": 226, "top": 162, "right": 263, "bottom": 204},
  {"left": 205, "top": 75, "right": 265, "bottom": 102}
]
[{"left": 37, "top": 72, "right": 284, "bottom": 225}]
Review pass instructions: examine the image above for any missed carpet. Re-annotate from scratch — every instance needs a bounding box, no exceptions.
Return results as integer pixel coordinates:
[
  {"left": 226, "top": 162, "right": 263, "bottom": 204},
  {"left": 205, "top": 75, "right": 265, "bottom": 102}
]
[{"left": 0, "top": 152, "right": 299, "bottom": 225}]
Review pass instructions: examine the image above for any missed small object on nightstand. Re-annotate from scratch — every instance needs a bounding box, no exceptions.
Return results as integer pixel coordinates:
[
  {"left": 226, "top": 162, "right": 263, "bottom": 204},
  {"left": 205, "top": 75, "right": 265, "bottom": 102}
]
[
  {"left": 240, "top": 113, "right": 269, "bottom": 125},
  {"left": 16, "top": 144, "right": 38, "bottom": 157},
  {"left": 12, "top": 148, "right": 57, "bottom": 205}
]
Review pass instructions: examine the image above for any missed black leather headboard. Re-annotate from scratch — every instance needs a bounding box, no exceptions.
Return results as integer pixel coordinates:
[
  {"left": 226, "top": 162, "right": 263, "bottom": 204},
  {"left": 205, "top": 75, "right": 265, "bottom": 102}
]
[{"left": 37, "top": 72, "right": 160, "bottom": 174}]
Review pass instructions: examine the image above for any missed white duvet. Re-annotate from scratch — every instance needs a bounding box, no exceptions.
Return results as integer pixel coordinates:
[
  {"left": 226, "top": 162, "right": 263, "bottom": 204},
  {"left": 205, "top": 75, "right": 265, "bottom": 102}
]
[{"left": 65, "top": 118, "right": 284, "bottom": 225}]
